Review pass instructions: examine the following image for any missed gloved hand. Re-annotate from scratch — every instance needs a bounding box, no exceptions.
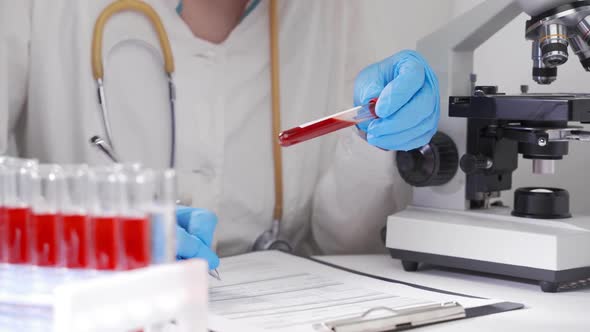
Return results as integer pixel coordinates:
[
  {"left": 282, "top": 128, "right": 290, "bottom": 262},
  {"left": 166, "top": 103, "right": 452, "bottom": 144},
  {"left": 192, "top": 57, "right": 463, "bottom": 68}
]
[
  {"left": 176, "top": 206, "right": 220, "bottom": 270},
  {"left": 354, "top": 50, "right": 440, "bottom": 151}
]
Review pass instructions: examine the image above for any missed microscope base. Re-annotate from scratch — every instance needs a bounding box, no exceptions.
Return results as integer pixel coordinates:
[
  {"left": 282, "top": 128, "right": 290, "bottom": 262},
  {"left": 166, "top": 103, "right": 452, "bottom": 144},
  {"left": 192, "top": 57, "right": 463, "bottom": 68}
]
[{"left": 386, "top": 206, "right": 590, "bottom": 292}]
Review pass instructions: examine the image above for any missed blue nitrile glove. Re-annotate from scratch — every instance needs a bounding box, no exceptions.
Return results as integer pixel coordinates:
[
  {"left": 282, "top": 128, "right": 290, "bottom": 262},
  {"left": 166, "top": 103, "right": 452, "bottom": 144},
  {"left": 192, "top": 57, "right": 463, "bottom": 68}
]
[
  {"left": 354, "top": 50, "right": 440, "bottom": 151},
  {"left": 175, "top": 206, "right": 220, "bottom": 270}
]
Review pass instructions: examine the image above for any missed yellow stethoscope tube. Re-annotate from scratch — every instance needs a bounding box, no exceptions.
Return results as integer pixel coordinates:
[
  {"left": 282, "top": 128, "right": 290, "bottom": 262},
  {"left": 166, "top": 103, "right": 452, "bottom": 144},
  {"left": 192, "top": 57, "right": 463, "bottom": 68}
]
[
  {"left": 91, "top": 0, "right": 176, "bottom": 168},
  {"left": 92, "top": 0, "right": 175, "bottom": 79}
]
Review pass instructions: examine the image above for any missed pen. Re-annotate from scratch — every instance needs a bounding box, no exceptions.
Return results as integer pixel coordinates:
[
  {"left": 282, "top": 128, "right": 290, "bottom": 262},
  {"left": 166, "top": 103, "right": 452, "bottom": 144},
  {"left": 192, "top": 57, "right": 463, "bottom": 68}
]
[
  {"left": 176, "top": 254, "right": 221, "bottom": 280},
  {"left": 209, "top": 269, "right": 221, "bottom": 281}
]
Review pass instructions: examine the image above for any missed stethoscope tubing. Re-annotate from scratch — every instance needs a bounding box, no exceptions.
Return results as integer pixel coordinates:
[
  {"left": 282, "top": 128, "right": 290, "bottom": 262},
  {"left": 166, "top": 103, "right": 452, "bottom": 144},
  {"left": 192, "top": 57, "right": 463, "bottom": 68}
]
[{"left": 91, "top": 0, "right": 176, "bottom": 169}]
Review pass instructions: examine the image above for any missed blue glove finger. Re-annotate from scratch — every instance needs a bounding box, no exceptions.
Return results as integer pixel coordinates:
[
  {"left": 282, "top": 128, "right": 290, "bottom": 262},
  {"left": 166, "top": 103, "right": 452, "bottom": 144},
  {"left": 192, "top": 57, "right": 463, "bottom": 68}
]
[
  {"left": 176, "top": 205, "right": 204, "bottom": 229},
  {"left": 354, "top": 62, "right": 384, "bottom": 106},
  {"left": 176, "top": 225, "right": 220, "bottom": 269},
  {"left": 368, "top": 83, "right": 437, "bottom": 137},
  {"left": 354, "top": 50, "right": 438, "bottom": 141},
  {"left": 370, "top": 127, "right": 437, "bottom": 151},
  {"left": 176, "top": 206, "right": 217, "bottom": 247},
  {"left": 353, "top": 50, "right": 426, "bottom": 108},
  {"left": 354, "top": 50, "right": 439, "bottom": 150},
  {"left": 374, "top": 57, "right": 425, "bottom": 118},
  {"left": 369, "top": 111, "right": 438, "bottom": 146}
]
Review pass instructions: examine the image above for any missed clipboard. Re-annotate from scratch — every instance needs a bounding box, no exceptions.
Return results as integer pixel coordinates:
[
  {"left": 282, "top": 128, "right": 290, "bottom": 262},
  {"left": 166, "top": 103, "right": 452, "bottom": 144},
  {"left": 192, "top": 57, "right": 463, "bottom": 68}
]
[
  {"left": 208, "top": 252, "right": 525, "bottom": 332},
  {"left": 308, "top": 257, "right": 524, "bottom": 332},
  {"left": 314, "top": 302, "right": 465, "bottom": 332}
]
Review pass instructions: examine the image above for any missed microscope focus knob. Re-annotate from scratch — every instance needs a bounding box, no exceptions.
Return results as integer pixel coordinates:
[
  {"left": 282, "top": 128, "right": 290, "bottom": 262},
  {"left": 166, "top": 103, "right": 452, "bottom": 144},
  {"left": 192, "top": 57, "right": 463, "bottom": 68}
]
[
  {"left": 396, "top": 132, "right": 459, "bottom": 187},
  {"left": 460, "top": 154, "right": 493, "bottom": 175}
]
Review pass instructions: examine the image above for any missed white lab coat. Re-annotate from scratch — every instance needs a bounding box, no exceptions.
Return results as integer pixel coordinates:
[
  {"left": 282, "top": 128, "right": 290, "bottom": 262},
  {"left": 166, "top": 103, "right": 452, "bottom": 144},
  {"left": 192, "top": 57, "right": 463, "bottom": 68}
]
[{"left": 0, "top": 0, "right": 411, "bottom": 256}]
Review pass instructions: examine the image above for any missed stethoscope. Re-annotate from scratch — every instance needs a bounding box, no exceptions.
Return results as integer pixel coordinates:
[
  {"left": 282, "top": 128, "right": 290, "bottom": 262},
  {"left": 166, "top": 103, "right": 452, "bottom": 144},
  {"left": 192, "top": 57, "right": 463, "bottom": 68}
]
[
  {"left": 90, "top": 0, "right": 292, "bottom": 252},
  {"left": 90, "top": 0, "right": 176, "bottom": 169}
]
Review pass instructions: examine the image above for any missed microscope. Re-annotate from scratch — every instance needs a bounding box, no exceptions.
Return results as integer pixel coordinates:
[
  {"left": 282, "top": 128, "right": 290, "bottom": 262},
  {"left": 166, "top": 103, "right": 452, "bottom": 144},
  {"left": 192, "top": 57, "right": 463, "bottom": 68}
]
[{"left": 386, "top": 0, "right": 590, "bottom": 292}]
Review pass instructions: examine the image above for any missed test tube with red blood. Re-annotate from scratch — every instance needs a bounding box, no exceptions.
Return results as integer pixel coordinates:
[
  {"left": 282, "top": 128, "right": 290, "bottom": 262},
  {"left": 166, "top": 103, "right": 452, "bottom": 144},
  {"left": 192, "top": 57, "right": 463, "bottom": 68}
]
[
  {"left": 30, "top": 165, "right": 65, "bottom": 267},
  {"left": 0, "top": 161, "right": 8, "bottom": 264},
  {"left": 278, "top": 98, "right": 379, "bottom": 147},
  {"left": 89, "top": 167, "right": 124, "bottom": 271},
  {"left": 120, "top": 169, "right": 152, "bottom": 270},
  {"left": 62, "top": 165, "right": 92, "bottom": 269},
  {"left": 1, "top": 157, "right": 37, "bottom": 265},
  {"left": 0, "top": 160, "right": 10, "bottom": 265}
]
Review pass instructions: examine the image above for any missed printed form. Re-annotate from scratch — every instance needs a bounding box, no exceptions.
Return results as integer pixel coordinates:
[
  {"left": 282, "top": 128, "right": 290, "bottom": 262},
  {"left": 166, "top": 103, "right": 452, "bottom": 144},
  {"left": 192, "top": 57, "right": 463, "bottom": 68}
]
[{"left": 208, "top": 251, "right": 503, "bottom": 332}]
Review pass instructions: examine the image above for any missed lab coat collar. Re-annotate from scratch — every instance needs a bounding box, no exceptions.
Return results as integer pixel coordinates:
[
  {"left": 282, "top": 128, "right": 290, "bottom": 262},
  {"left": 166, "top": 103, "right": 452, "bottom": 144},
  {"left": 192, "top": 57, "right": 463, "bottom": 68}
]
[{"left": 154, "top": 0, "right": 264, "bottom": 57}]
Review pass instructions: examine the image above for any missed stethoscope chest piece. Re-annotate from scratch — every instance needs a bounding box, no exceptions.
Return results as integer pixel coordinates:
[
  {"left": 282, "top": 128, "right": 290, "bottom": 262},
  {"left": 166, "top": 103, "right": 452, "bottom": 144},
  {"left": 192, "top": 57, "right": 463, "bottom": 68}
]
[{"left": 252, "top": 219, "right": 293, "bottom": 252}]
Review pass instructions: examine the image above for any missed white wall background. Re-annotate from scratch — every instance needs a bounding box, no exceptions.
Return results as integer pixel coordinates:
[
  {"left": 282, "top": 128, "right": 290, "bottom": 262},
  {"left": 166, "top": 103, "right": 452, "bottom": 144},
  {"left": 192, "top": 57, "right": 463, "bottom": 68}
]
[
  {"left": 372, "top": 0, "right": 590, "bottom": 214},
  {"left": 362, "top": 0, "right": 453, "bottom": 57}
]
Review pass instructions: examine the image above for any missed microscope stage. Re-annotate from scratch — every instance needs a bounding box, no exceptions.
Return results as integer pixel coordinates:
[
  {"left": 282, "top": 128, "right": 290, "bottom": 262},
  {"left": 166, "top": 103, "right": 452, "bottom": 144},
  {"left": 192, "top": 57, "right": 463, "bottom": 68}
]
[
  {"left": 386, "top": 206, "right": 590, "bottom": 292},
  {"left": 449, "top": 93, "right": 590, "bottom": 122}
]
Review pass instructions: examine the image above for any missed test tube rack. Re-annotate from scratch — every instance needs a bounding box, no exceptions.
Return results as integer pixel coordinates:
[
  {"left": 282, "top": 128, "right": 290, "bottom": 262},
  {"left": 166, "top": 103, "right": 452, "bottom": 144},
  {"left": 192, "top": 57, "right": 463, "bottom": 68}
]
[{"left": 0, "top": 260, "right": 208, "bottom": 332}]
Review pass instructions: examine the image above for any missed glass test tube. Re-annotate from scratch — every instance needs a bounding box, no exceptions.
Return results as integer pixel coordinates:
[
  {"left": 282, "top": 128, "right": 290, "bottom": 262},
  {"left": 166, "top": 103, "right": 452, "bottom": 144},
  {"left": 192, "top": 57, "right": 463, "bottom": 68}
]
[
  {"left": 150, "top": 169, "right": 177, "bottom": 264},
  {"left": 113, "top": 164, "right": 176, "bottom": 265},
  {"left": 121, "top": 169, "right": 153, "bottom": 270},
  {"left": 278, "top": 98, "right": 378, "bottom": 147},
  {"left": 1, "top": 157, "right": 38, "bottom": 264},
  {"left": 30, "top": 164, "right": 65, "bottom": 267},
  {"left": 61, "top": 165, "right": 92, "bottom": 269},
  {"left": 0, "top": 161, "right": 7, "bottom": 264},
  {"left": 89, "top": 167, "right": 124, "bottom": 271}
]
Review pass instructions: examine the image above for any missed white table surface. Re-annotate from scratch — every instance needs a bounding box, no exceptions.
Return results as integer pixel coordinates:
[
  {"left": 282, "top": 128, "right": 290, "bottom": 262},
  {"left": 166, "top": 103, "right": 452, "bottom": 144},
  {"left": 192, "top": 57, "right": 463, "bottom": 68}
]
[{"left": 314, "top": 255, "right": 590, "bottom": 332}]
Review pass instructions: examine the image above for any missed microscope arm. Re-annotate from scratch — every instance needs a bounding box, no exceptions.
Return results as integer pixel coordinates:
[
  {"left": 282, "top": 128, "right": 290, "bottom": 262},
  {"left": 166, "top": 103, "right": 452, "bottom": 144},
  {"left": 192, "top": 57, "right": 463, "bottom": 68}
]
[
  {"left": 413, "top": 0, "right": 522, "bottom": 210},
  {"left": 417, "top": 1, "right": 521, "bottom": 97}
]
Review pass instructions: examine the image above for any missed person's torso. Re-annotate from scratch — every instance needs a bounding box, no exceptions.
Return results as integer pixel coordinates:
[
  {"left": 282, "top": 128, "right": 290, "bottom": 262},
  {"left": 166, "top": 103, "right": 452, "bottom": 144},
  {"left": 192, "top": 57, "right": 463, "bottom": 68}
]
[{"left": 20, "top": 0, "right": 350, "bottom": 255}]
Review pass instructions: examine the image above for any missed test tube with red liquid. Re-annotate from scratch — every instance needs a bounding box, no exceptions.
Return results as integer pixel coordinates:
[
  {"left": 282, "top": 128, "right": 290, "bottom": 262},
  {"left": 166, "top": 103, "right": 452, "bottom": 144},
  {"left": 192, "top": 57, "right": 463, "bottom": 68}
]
[
  {"left": 1, "top": 157, "right": 38, "bottom": 265},
  {"left": 89, "top": 167, "right": 124, "bottom": 271},
  {"left": 121, "top": 168, "right": 152, "bottom": 270},
  {"left": 0, "top": 161, "right": 8, "bottom": 264},
  {"left": 61, "top": 165, "right": 92, "bottom": 269},
  {"left": 278, "top": 98, "right": 378, "bottom": 147},
  {"left": 30, "top": 165, "right": 65, "bottom": 267}
]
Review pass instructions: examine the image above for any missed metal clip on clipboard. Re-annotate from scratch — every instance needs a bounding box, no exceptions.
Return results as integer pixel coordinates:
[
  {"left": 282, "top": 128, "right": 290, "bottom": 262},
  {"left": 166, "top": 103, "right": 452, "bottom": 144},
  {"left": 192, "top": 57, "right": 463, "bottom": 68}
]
[{"left": 314, "top": 301, "right": 466, "bottom": 332}]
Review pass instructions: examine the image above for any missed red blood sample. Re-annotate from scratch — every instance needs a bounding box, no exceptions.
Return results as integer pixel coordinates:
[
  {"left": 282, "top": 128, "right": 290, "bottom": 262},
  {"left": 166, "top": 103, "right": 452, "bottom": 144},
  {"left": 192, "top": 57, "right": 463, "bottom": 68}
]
[
  {"left": 121, "top": 217, "right": 151, "bottom": 270},
  {"left": 63, "top": 214, "right": 90, "bottom": 268},
  {"left": 0, "top": 207, "right": 6, "bottom": 263},
  {"left": 31, "top": 213, "right": 60, "bottom": 266},
  {"left": 6, "top": 207, "right": 32, "bottom": 264},
  {"left": 92, "top": 216, "right": 119, "bottom": 270},
  {"left": 279, "top": 98, "right": 378, "bottom": 147},
  {"left": 279, "top": 118, "right": 355, "bottom": 147}
]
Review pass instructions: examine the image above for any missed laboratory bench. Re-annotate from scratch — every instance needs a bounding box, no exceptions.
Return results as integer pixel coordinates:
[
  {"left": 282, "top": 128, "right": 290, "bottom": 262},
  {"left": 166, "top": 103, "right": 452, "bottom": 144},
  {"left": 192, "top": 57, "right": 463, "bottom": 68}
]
[{"left": 314, "top": 255, "right": 590, "bottom": 332}]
